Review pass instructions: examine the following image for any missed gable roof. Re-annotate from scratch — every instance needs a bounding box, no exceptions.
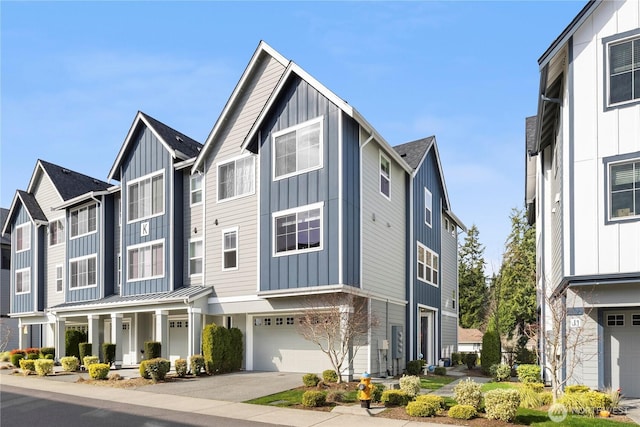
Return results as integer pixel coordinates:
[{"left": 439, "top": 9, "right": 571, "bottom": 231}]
[
  {"left": 0, "top": 208, "right": 10, "bottom": 244},
  {"left": 458, "top": 327, "right": 483, "bottom": 344},
  {"left": 108, "top": 111, "right": 202, "bottom": 181},
  {"left": 2, "top": 190, "right": 48, "bottom": 235},
  {"left": 34, "top": 159, "right": 111, "bottom": 201}
]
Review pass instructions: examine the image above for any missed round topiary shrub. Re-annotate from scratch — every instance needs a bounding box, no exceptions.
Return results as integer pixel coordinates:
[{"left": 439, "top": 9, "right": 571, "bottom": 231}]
[
  {"left": 416, "top": 394, "right": 445, "bottom": 410},
  {"left": 175, "top": 358, "right": 188, "bottom": 377},
  {"left": 449, "top": 404, "right": 477, "bottom": 420},
  {"left": 301, "top": 391, "right": 326, "bottom": 407},
  {"left": 88, "top": 363, "right": 111, "bottom": 380},
  {"left": 516, "top": 364, "right": 541, "bottom": 383},
  {"left": 40, "top": 347, "right": 55, "bottom": 359},
  {"left": 302, "top": 373, "right": 320, "bottom": 387},
  {"left": 145, "top": 358, "right": 171, "bottom": 382},
  {"left": 399, "top": 375, "right": 421, "bottom": 398},
  {"left": 453, "top": 378, "right": 483, "bottom": 410},
  {"left": 34, "top": 359, "right": 54, "bottom": 376},
  {"left": 484, "top": 389, "right": 521, "bottom": 422},
  {"left": 139, "top": 360, "right": 150, "bottom": 379},
  {"left": 322, "top": 369, "right": 338, "bottom": 383},
  {"left": 10, "top": 352, "right": 25, "bottom": 367},
  {"left": 61, "top": 356, "right": 79, "bottom": 372},
  {"left": 406, "top": 360, "right": 424, "bottom": 375},
  {"left": 434, "top": 366, "right": 447, "bottom": 376},
  {"left": 19, "top": 359, "right": 36, "bottom": 374},
  {"left": 27, "top": 352, "right": 39, "bottom": 360},
  {"left": 83, "top": 356, "right": 99, "bottom": 368},
  {"left": 406, "top": 400, "right": 440, "bottom": 417},
  {"left": 381, "top": 390, "right": 410, "bottom": 407}
]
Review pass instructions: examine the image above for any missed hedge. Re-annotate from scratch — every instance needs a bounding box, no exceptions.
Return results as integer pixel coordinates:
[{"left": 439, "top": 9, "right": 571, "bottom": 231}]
[
  {"left": 202, "top": 324, "right": 243, "bottom": 375},
  {"left": 79, "top": 342, "right": 92, "bottom": 363},
  {"left": 102, "top": 343, "right": 116, "bottom": 366},
  {"left": 65, "top": 330, "right": 86, "bottom": 359},
  {"left": 144, "top": 341, "right": 162, "bottom": 360}
]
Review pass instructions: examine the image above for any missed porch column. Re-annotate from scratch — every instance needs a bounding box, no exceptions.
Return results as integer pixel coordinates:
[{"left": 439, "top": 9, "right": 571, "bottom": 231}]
[
  {"left": 245, "top": 315, "right": 254, "bottom": 371},
  {"left": 155, "top": 310, "right": 168, "bottom": 359},
  {"left": 55, "top": 318, "right": 66, "bottom": 360},
  {"left": 340, "top": 304, "right": 354, "bottom": 381},
  {"left": 87, "top": 315, "right": 100, "bottom": 357},
  {"left": 188, "top": 307, "right": 202, "bottom": 362},
  {"left": 110, "top": 313, "right": 123, "bottom": 368}
]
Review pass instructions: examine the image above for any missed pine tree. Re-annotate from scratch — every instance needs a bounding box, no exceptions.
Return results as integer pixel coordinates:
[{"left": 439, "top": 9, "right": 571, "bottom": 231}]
[{"left": 458, "top": 224, "right": 488, "bottom": 329}]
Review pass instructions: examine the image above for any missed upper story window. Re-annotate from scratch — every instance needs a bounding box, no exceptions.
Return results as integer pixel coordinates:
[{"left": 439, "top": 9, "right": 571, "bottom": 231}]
[
  {"left": 49, "top": 218, "right": 65, "bottom": 246},
  {"left": 15, "top": 223, "right": 30, "bottom": 252},
  {"left": 608, "top": 35, "right": 640, "bottom": 106},
  {"left": 380, "top": 152, "right": 391, "bottom": 199},
  {"left": 273, "top": 117, "right": 323, "bottom": 180},
  {"left": 424, "top": 188, "right": 433, "bottom": 227},
  {"left": 417, "top": 242, "right": 439, "bottom": 287},
  {"left": 127, "top": 170, "right": 164, "bottom": 223},
  {"left": 70, "top": 255, "right": 97, "bottom": 289},
  {"left": 70, "top": 204, "right": 97, "bottom": 238},
  {"left": 56, "top": 264, "right": 63, "bottom": 293},
  {"left": 190, "top": 174, "right": 203, "bottom": 205},
  {"left": 218, "top": 156, "right": 255, "bottom": 201},
  {"left": 609, "top": 158, "right": 640, "bottom": 220},
  {"left": 16, "top": 268, "right": 30, "bottom": 294},
  {"left": 222, "top": 228, "right": 238, "bottom": 270},
  {"left": 273, "top": 202, "right": 323, "bottom": 256},
  {"left": 189, "top": 239, "right": 203, "bottom": 276},
  {"left": 127, "top": 239, "right": 164, "bottom": 281}
]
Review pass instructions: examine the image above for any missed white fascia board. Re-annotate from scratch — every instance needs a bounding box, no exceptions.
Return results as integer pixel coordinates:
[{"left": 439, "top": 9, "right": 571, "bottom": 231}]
[
  {"left": 52, "top": 190, "right": 109, "bottom": 211},
  {"left": 174, "top": 157, "right": 196, "bottom": 170},
  {"left": 26, "top": 161, "right": 64, "bottom": 202},
  {"left": 193, "top": 41, "right": 289, "bottom": 172},
  {"left": 1, "top": 192, "right": 21, "bottom": 235}
]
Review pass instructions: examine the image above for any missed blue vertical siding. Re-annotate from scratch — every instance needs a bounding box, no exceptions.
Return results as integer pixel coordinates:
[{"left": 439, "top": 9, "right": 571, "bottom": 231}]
[
  {"left": 104, "top": 195, "right": 115, "bottom": 296},
  {"left": 12, "top": 205, "right": 34, "bottom": 313},
  {"left": 37, "top": 226, "right": 45, "bottom": 311},
  {"left": 173, "top": 171, "right": 183, "bottom": 289},
  {"left": 341, "top": 114, "right": 360, "bottom": 286},
  {"left": 259, "top": 77, "right": 341, "bottom": 291},
  {"left": 67, "top": 201, "right": 100, "bottom": 302},
  {"left": 121, "top": 127, "right": 172, "bottom": 295}
]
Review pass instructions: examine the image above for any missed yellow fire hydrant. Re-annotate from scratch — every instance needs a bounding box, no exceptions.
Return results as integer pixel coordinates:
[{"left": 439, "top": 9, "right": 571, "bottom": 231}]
[{"left": 358, "top": 372, "right": 374, "bottom": 408}]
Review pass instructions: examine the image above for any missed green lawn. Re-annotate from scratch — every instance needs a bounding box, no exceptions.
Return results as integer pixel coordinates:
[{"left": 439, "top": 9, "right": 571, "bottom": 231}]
[
  {"left": 481, "top": 381, "right": 518, "bottom": 392},
  {"left": 515, "top": 408, "right": 637, "bottom": 426},
  {"left": 245, "top": 387, "right": 358, "bottom": 407},
  {"left": 420, "top": 375, "right": 456, "bottom": 390}
]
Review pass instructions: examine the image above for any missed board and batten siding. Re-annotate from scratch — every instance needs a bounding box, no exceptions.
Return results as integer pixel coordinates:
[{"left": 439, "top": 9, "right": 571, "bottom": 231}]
[
  {"left": 361, "top": 138, "right": 406, "bottom": 300},
  {"left": 341, "top": 114, "right": 360, "bottom": 286},
  {"left": 570, "top": 0, "right": 640, "bottom": 277},
  {"left": 440, "top": 214, "right": 458, "bottom": 357},
  {"left": 12, "top": 205, "right": 35, "bottom": 314},
  {"left": 113, "top": 193, "right": 122, "bottom": 294},
  {"left": 259, "top": 77, "right": 340, "bottom": 291},
  {"left": 202, "top": 53, "right": 284, "bottom": 296},
  {"left": 183, "top": 170, "right": 203, "bottom": 287},
  {"left": 121, "top": 126, "right": 173, "bottom": 296},
  {"left": 66, "top": 201, "right": 100, "bottom": 303}
]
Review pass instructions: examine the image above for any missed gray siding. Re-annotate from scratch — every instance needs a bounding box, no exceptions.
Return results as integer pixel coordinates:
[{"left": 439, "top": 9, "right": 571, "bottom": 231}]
[
  {"left": 183, "top": 171, "right": 203, "bottom": 287},
  {"left": 341, "top": 114, "right": 360, "bottom": 286},
  {"left": 66, "top": 201, "right": 100, "bottom": 302},
  {"left": 12, "top": 206, "right": 34, "bottom": 313},
  {"left": 440, "top": 314, "right": 457, "bottom": 358},
  {"left": 113, "top": 193, "right": 121, "bottom": 294},
  {"left": 440, "top": 214, "right": 458, "bottom": 356},
  {"left": 259, "top": 78, "right": 341, "bottom": 291},
  {"left": 368, "top": 299, "right": 406, "bottom": 376}
]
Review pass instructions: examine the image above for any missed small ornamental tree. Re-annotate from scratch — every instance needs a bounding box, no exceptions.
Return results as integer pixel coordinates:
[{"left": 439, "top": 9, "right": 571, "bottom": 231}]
[{"left": 481, "top": 329, "right": 501, "bottom": 374}]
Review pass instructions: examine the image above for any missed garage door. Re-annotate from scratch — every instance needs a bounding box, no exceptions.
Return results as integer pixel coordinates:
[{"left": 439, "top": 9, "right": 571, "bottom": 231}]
[
  {"left": 252, "top": 314, "right": 333, "bottom": 373},
  {"left": 604, "top": 311, "right": 640, "bottom": 397},
  {"left": 169, "top": 318, "right": 188, "bottom": 364}
]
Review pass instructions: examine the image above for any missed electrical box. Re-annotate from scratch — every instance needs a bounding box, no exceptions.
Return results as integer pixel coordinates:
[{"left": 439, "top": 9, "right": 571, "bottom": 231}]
[
  {"left": 391, "top": 326, "right": 404, "bottom": 359},
  {"left": 378, "top": 339, "right": 389, "bottom": 350}
]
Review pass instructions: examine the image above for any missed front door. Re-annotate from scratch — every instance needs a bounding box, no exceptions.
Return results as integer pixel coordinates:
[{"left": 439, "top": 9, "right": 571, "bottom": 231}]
[{"left": 104, "top": 319, "right": 132, "bottom": 365}]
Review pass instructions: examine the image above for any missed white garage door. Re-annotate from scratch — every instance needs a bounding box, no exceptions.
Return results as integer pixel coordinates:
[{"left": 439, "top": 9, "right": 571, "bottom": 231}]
[
  {"left": 252, "top": 315, "right": 333, "bottom": 373},
  {"left": 169, "top": 318, "right": 189, "bottom": 364},
  {"left": 604, "top": 311, "right": 640, "bottom": 397}
]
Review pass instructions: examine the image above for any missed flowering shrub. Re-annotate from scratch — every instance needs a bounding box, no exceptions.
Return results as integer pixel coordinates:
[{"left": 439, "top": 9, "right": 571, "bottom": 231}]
[
  {"left": 399, "top": 375, "right": 421, "bottom": 398},
  {"left": 448, "top": 404, "right": 477, "bottom": 420},
  {"left": 34, "top": 359, "right": 54, "bottom": 376},
  {"left": 61, "top": 356, "right": 79, "bottom": 372},
  {"left": 453, "top": 378, "right": 483, "bottom": 410},
  {"left": 484, "top": 389, "right": 521, "bottom": 421}
]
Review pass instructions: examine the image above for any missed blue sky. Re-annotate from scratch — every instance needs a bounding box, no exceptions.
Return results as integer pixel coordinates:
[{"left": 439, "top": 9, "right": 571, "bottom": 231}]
[{"left": 1, "top": 1, "right": 584, "bottom": 272}]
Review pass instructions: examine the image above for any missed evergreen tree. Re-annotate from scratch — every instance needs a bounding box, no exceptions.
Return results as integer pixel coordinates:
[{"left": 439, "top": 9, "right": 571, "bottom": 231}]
[{"left": 458, "top": 224, "right": 488, "bottom": 329}]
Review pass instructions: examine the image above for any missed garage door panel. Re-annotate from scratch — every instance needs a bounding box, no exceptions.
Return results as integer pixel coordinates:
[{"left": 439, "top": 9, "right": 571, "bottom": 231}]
[
  {"left": 169, "top": 318, "right": 188, "bottom": 364},
  {"left": 604, "top": 311, "right": 640, "bottom": 398}
]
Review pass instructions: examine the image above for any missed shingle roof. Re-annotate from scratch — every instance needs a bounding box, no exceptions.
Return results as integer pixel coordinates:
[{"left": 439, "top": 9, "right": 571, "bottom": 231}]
[
  {"left": 16, "top": 190, "right": 47, "bottom": 222},
  {"left": 525, "top": 116, "right": 537, "bottom": 154},
  {"left": 140, "top": 112, "right": 203, "bottom": 158},
  {"left": 392, "top": 136, "right": 435, "bottom": 170},
  {"left": 458, "top": 327, "right": 483, "bottom": 344},
  {"left": 0, "top": 208, "right": 10, "bottom": 244},
  {"left": 39, "top": 160, "right": 111, "bottom": 201}
]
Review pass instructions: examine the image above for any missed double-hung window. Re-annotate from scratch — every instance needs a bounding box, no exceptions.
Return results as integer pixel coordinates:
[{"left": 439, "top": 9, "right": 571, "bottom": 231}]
[
  {"left": 417, "top": 242, "right": 439, "bottom": 287},
  {"left": 190, "top": 174, "right": 203, "bottom": 205},
  {"left": 70, "top": 204, "right": 97, "bottom": 238},
  {"left": 56, "top": 265, "right": 63, "bottom": 292},
  {"left": 49, "top": 218, "right": 65, "bottom": 246},
  {"left": 189, "top": 239, "right": 203, "bottom": 276},
  {"left": 70, "top": 255, "right": 97, "bottom": 289},
  {"left": 127, "top": 240, "right": 164, "bottom": 281},
  {"left": 16, "top": 268, "right": 30, "bottom": 294},
  {"left": 609, "top": 158, "right": 640, "bottom": 220},
  {"left": 128, "top": 171, "right": 164, "bottom": 222},
  {"left": 380, "top": 152, "right": 391, "bottom": 199},
  {"left": 218, "top": 156, "right": 255, "bottom": 201},
  {"left": 608, "top": 35, "right": 640, "bottom": 106},
  {"left": 424, "top": 188, "right": 432, "bottom": 227},
  {"left": 222, "top": 228, "right": 238, "bottom": 270},
  {"left": 273, "top": 117, "right": 323, "bottom": 180},
  {"left": 273, "top": 203, "right": 323, "bottom": 256},
  {"left": 15, "top": 223, "right": 30, "bottom": 252}
]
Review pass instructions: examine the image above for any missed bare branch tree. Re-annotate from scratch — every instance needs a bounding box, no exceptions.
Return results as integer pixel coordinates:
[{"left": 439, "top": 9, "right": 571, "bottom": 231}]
[
  {"left": 295, "top": 293, "right": 378, "bottom": 383},
  {"left": 0, "top": 320, "right": 12, "bottom": 353}
]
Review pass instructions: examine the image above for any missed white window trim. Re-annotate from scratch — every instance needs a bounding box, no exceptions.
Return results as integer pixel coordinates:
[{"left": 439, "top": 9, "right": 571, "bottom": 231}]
[
  {"left": 126, "top": 238, "right": 165, "bottom": 282},
  {"left": 216, "top": 154, "right": 256, "bottom": 203},
  {"left": 379, "top": 151, "right": 391, "bottom": 200},
  {"left": 69, "top": 203, "right": 98, "bottom": 240},
  {"left": 49, "top": 217, "right": 66, "bottom": 247},
  {"left": 69, "top": 254, "right": 98, "bottom": 290},
  {"left": 606, "top": 34, "right": 640, "bottom": 108},
  {"left": 417, "top": 241, "right": 439, "bottom": 288},
  {"left": 15, "top": 267, "right": 31, "bottom": 294},
  {"left": 424, "top": 188, "right": 433, "bottom": 228},
  {"left": 15, "top": 223, "right": 31, "bottom": 253},
  {"left": 117, "top": 253, "right": 121, "bottom": 287},
  {"left": 272, "top": 116, "right": 324, "bottom": 181},
  {"left": 190, "top": 174, "right": 203, "bottom": 206},
  {"left": 221, "top": 227, "right": 239, "bottom": 271},
  {"left": 607, "top": 157, "right": 640, "bottom": 222},
  {"left": 188, "top": 238, "right": 203, "bottom": 277},
  {"left": 272, "top": 202, "right": 324, "bottom": 257},
  {"left": 126, "top": 169, "right": 165, "bottom": 224},
  {"left": 56, "top": 264, "right": 64, "bottom": 293}
]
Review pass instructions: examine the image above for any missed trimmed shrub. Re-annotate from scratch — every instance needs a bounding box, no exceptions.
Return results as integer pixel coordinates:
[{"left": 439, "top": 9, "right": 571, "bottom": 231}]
[
  {"left": 539, "top": 391, "right": 553, "bottom": 406},
  {"left": 453, "top": 378, "right": 483, "bottom": 410},
  {"left": 302, "top": 373, "right": 320, "bottom": 387},
  {"left": 24, "top": 347, "right": 40, "bottom": 356},
  {"left": 326, "top": 391, "right": 344, "bottom": 403},
  {"left": 102, "top": 343, "right": 116, "bottom": 366},
  {"left": 484, "top": 389, "right": 521, "bottom": 421},
  {"left": 399, "top": 375, "right": 421, "bottom": 398},
  {"left": 65, "top": 330, "right": 86, "bottom": 359},
  {"left": 406, "top": 360, "right": 424, "bottom": 375},
  {"left": 79, "top": 343, "right": 92, "bottom": 364},
  {"left": 44, "top": 354, "right": 54, "bottom": 360},
  {"left": 372, "top": 383, "right": 385, "bottom": 402},
  {"left": 451, "top": 352, "right": 461, "bottom": 366},
  {"left": 40, "top": 347, "right": 55, "bottom": 359},
  {"left": 34, "top": 359, "right": 54, "bottom": 376},
  {"left": 434, "top": 366, "right": 447, "bottom": 376},
  {"left": 175, "top": 359, "right": 188, "bottom": 377},
  {"left": 585, "top": 391, "right": 612, "bottom": 413},
  {"left": 229, "top": 327, "right": 243, "bottom": 372},
  {"left": 145, "top": 358, "right": 171, "bottom": 382},
  {"left": 516, "top": 345, "right": 536, "bottom": 364},
  {"left": 463, "top": 353, "right": 477, "bottom": 369},
  {"left": 88, "top": 363, "right": 111, "bottom": 380},
  {"left": 565, "top": 384, "right": 590, "bottom": 394},
  {"left": 522, "top": 382, "right": 544, "bottom": 393},
  {"left": 139, "top": 360, "right": 150, "bottom": 379},
  {"left": 381, "top": 390, "right": 410, "bottom": 407},
  {"left": 416, "top": 394, "right": 445, "bottom": 409},
  {"left": 10, "top": 352, "right": 25, "bottom": 367},
  {"left": 481, "top": 329, "right": 501, "bottom": 375},
  {"left": 558, "top": 391, "right": 590, "bottom": 415},
  {"left": 517, "top": 364, "right": 541, "bottom": 383},
  {"left": 519, "top": 384, "right": 543, "bottom": 408},
  {"left": 61, "top": 356, "right": 79, "bottom": 372},
  {"left": 27, "top": 352, "right": 39, "bottom": 360},
  {"left": 490, "top": 363, "right": 511, "bottom": 382},
  {"left": 190, "top": 355, "right": 205, "bottom": 375},
  {"left": 144, "top": 341, "right": 162, "bottom": 360},
  {"left": 83, "top": 356, "right": 99, "bottom": 367},
  {"left": 322, "top": 369, "right": 339, "bottom": 383},
  {"left": 301, "top": 391, "right": 326, "bottom": 407},
  {"left": 406, "top": 395, "right": 444, "bottom": 417},
  {"left": 19, "top": 359, "right": 36, "bottom": 373},
  {"left": 449, "top": 404, "right": 477, "bottom": 420},
  {"left": 202, "top": 323, "right": 230, "bottom": 374}
]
